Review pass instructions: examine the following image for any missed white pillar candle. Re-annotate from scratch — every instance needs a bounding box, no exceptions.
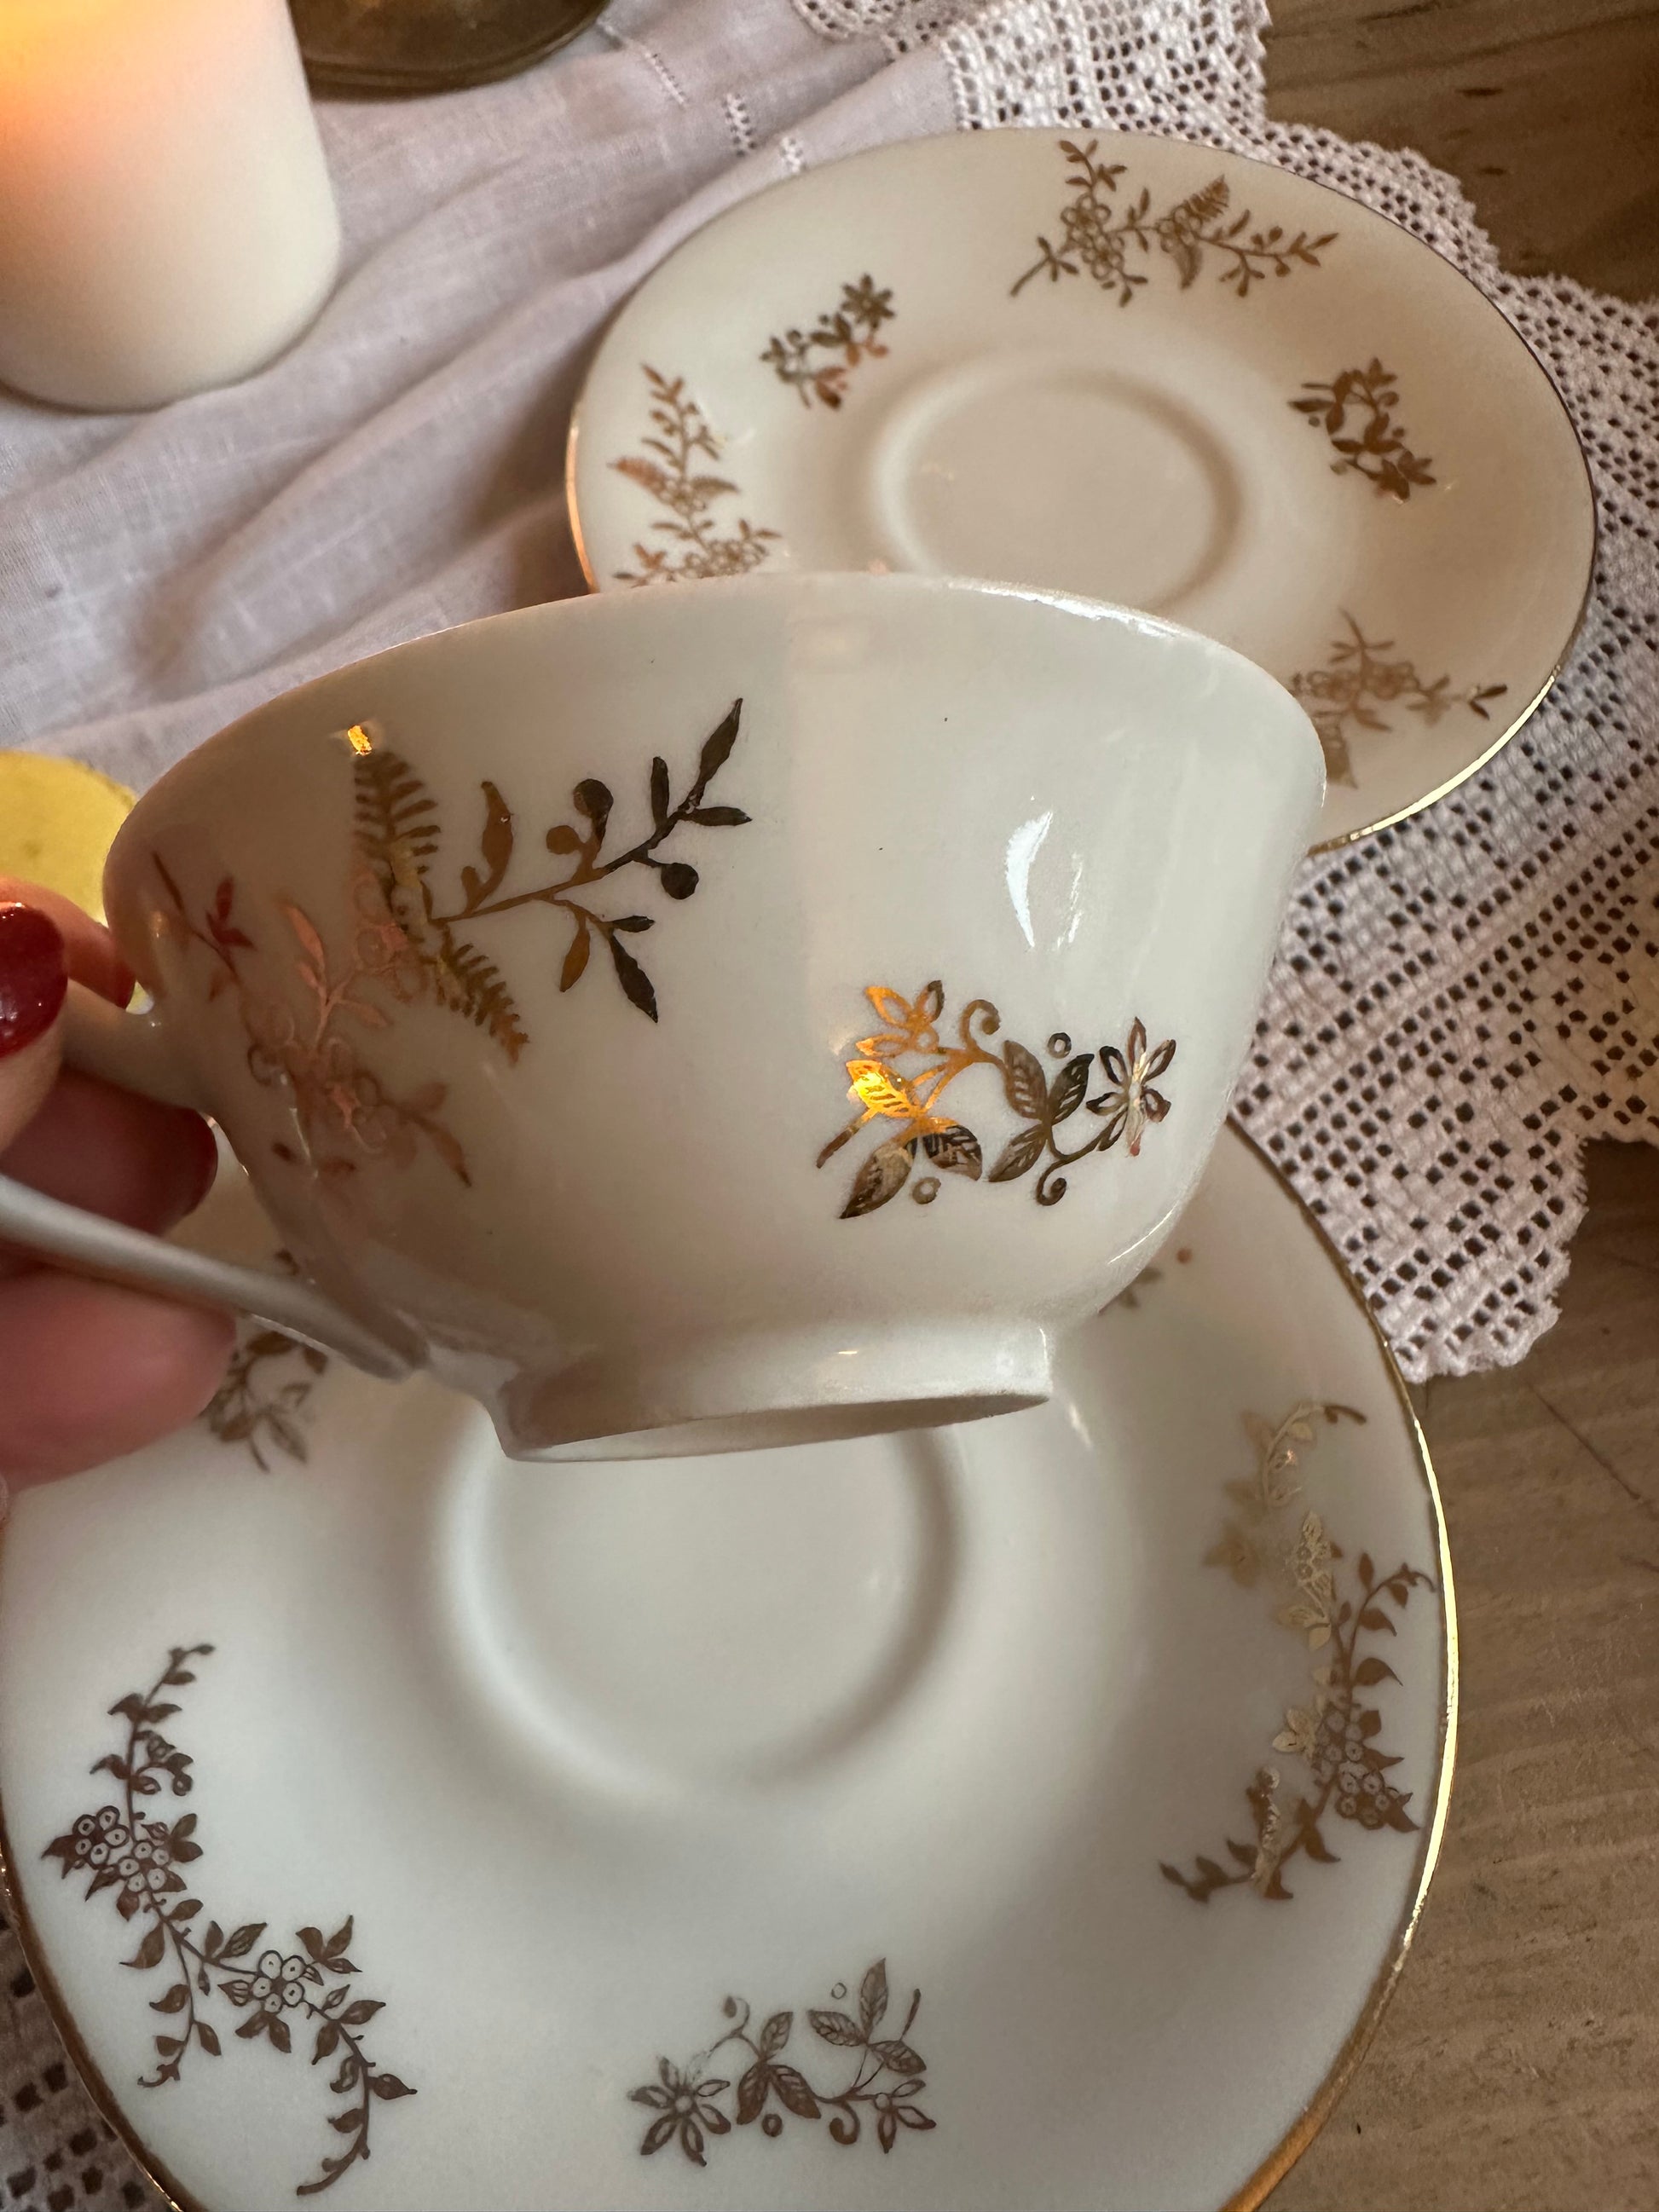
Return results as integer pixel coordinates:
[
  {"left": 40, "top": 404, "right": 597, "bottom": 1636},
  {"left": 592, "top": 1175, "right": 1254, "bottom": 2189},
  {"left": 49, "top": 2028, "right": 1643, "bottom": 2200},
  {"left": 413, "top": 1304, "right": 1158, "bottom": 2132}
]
[{"left": 0, "top": 0, "right": 341, "bottom": 411}]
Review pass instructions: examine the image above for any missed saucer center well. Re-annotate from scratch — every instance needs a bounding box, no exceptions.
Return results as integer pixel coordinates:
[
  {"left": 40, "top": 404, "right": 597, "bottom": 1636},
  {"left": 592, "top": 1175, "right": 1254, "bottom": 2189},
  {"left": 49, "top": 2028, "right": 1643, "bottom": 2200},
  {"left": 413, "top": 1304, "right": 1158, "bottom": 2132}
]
[
  {"left": 867, "top": 352, "right": 1239, "bottom": 611},
  {"left": 455, "top": 1432, "right": 957, "bottom": 1790}
]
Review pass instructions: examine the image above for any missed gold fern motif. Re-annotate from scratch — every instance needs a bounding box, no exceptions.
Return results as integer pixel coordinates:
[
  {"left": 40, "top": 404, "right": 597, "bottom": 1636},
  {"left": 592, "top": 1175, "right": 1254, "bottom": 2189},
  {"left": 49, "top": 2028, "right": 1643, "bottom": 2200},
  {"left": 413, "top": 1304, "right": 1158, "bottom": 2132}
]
[{"left": 352, "top": 746, "right": 529, "bottom": 1063}]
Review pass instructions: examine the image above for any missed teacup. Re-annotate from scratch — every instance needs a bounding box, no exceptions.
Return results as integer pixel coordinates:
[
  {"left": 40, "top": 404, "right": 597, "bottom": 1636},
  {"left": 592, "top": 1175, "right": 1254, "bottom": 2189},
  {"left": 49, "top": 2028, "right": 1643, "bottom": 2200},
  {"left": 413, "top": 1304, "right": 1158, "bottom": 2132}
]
[{"left": 0, "top": 575, "right": 1322, "bottom": 1457}]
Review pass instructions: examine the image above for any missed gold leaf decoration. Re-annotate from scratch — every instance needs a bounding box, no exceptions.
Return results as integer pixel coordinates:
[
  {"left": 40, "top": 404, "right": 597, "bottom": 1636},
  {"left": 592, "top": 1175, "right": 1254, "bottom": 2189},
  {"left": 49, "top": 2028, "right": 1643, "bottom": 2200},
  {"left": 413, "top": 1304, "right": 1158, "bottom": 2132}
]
[
  {"left": 204, "top": 1309, "right": 328, "bottom": 1470},
  {"left": 1289, "top": 613, "right": 1508, "bottom": 786},
  {"left": 627, "top": 1961, "right": 933, "bottom": 2163},
  {"left": 152, "top": 706, "right": 750, "bottom": 1204},
  {"left": 155, "top": 857, "right": 472, "bottom": 1189},
  {"left": 352, "top": 741, "right": 529, "bottom": 1063},
  {"left": 1012, "top": 139, "right": 1336, "bottom": 303},
  {"left": 1160, "top": 1403, "right": 1435, "bottom": 1903},
  {"left": 760, "top": 274, "right": 896, "bottom": 409},
  {"left": 409, "top": 697, "right": 752, "bottom": 1027},
  {"left": 610, "top": 367, "right": 780, "bottom": 584},
  {"left": 1290, "top": 360, "right": 1436, "bottom": 500},
  {"left": 818, "top": 985, "right": 1176, "bottom": 1215},
  {"left": 43, "top": 1646, "right": 414, "bottom": 2196}
]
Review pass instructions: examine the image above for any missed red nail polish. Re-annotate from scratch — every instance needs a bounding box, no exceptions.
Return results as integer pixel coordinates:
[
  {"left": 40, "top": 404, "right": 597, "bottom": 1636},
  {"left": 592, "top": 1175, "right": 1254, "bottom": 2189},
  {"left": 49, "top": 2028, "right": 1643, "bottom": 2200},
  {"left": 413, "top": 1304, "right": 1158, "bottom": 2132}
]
[{"left": 0, "top": 903, "right": 68, "bottom": 1057}]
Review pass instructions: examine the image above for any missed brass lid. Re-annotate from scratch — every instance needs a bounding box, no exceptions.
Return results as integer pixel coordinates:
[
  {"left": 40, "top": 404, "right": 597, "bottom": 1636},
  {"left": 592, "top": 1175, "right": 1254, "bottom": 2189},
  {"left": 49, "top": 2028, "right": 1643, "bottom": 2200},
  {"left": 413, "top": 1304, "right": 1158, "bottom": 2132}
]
[{"left": 292, "top": 0, "right": 610, "bottom": 95}]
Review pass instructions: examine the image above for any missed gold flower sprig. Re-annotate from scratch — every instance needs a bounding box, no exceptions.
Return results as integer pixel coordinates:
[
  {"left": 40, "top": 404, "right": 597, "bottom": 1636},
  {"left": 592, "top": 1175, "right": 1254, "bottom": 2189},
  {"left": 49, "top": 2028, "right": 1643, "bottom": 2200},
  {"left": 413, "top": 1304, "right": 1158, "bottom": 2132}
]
[
  {"left": 628, "top": 1960, "right": 932, "bottom": 2165},
  {"left": 1160, "top": 1404, "right": 1435, "bottom": 1904},
  {"left": 1011, "top": 140, "right": 1336, "bottom": 303},
  {"left": 43, "top": 1646, "right": 414, "bottom": 2197},
  {"left": 1289, "top": 612, "right": 1508, "bottom": 786},
  {"left": 817, "top": 980, "right": 1175, "bottom": 1217},
  {"left": 1290, "top": 361, "right": 1436, "bottom": 500},
  {"left": 760, "top": 275, "right": 896, "bottom": 409},
  {"left": 610, "top": 367, "right": 780, "bottom": 583}
]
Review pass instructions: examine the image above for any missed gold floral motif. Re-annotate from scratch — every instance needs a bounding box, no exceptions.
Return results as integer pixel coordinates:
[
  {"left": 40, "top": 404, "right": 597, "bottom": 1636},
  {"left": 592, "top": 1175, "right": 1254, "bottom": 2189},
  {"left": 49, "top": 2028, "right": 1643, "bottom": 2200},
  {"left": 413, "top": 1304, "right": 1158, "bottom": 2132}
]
[
  {"left": 628, "top": 1959, "right": 932, "bottom": 2165},
  {"left": 157, "top": 860, "right": 471, "bottom": 1189},
  {"left": 1289, "top": 613, "right": 1508, "bottom": 786},
  {"left": 1011, "top": 140, "right": 1336, "bottom": 303},
  {"left": 1290, "top": 361, "right": 1435, "bottom": 500},
  {"left": 1159, "top": 1404, "right": 1435, "bottom": 1903},
  {"left": 158, "top": 705, "right": 748, "bottom": 1191},
  {"left": 43, "top": 1646, "right": 414, "bottom": 2197},
  {"left": 760, "top": 275, "right": 896, "bottom": 408},
  {"left": 355, "top": 701, "right": 750, "bottom": 1028},
  {"left": 204, "top": 1315, "right": 328, "bottom": 1470},
  {"left": 818, "top": 981, "right": 1175, "bottom": 1216},
  {"left": 610, "top": 367, "right": 780, "bottom": 583}
]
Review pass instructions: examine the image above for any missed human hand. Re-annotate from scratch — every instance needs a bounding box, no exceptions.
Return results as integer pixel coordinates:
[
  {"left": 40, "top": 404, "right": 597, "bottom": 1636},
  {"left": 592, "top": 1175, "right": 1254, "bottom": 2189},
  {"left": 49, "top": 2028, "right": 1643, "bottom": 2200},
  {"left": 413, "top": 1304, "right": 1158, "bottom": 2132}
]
[{"left": 0, "top": 884, "right": 234, "bottom": 1489}]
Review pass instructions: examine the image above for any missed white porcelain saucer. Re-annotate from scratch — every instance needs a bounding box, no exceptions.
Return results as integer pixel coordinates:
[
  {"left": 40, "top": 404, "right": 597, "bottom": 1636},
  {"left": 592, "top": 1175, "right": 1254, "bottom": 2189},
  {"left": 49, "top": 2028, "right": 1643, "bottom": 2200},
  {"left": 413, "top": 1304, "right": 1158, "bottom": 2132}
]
[
  {"left": 568, "top": 129, "right": 1593, "bottom": 850},
  {"left": 0, "top": 1125, "right": 1454, "bottom": 2212}
]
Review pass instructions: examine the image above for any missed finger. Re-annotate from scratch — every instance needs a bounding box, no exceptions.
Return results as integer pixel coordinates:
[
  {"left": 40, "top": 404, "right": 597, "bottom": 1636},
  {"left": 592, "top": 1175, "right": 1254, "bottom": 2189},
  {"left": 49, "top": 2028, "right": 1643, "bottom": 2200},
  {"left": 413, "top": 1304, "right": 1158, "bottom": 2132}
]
[
  {"left": 0, "top": 1272, "right": 234, "bottom": 1485},
  {"left": 0, "top": 1066, "right": 219, "bottom": 1248},
  {"left": 0, "top": 879, "right": 131, "bottom": 1006},
  {"left": 0, "top": 902, "right": 68, "bottom": 1152},
  {"left": 0, "top": 1027, "right": 61, "bottom": 1154}
]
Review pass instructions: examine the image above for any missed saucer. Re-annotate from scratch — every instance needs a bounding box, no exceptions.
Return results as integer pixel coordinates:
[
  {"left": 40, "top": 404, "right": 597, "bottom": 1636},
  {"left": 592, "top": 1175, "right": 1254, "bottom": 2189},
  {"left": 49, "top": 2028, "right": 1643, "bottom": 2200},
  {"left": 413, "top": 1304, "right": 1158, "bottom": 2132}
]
[
  {"left": 0, "top": 1126, "right": 1454, "bottom": 2211},
  {"left": 567, "top": 129, "right": 1593, "bottom": 850}
]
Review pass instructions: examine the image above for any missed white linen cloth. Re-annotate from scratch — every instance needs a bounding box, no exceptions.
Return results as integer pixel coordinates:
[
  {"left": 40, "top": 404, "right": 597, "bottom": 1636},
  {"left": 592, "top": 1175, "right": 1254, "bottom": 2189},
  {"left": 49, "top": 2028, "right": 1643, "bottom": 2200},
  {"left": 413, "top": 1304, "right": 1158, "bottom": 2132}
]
[{"left": 1, "top": 5, "right": 1655, "bottom": 2200}]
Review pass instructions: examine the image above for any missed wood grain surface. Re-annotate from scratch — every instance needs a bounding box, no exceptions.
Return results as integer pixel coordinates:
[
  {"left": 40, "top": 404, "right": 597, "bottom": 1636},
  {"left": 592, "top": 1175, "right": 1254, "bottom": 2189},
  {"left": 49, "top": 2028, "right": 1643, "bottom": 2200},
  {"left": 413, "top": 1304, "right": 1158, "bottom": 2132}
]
[
  {"left": 1265, "top": 0, "right": 1659, "bottom": 297},
  {"left": 1259, "top": 4, "right": 1659, "bottom": 2205}
]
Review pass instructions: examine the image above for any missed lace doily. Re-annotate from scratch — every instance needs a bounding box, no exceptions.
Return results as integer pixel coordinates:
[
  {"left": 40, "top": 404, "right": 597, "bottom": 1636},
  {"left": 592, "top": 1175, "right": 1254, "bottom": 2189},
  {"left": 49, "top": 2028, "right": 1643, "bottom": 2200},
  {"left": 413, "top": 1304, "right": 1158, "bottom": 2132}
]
[
  {"left": 932, "top": 0, "right": 1658, "bottom": 1376},
  {"left": 0, "top": 1909, "right": 151, "bottom": 2212}
]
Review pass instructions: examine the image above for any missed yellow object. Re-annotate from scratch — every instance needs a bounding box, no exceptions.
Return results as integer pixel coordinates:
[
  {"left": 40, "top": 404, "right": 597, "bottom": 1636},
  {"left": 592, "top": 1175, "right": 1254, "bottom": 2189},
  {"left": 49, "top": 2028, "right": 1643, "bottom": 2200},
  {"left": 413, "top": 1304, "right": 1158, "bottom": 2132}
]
[{"left": 0, "top": 751, "right": 135, "bottom": 920}]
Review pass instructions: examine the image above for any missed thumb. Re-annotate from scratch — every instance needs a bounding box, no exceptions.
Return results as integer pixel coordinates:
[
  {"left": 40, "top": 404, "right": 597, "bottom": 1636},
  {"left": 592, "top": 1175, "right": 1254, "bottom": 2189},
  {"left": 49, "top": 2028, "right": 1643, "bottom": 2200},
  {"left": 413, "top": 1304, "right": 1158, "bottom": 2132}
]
[{"left": 0, "top": 903, "right": 68, "bottom": 1149}]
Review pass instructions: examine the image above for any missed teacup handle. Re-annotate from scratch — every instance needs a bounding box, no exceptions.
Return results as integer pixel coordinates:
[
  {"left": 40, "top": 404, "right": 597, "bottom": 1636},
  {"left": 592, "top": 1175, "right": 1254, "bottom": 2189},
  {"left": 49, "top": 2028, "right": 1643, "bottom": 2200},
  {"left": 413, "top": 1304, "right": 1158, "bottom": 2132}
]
[{"left": 0, "top": 984, "right": 414, "bottom": 1381}]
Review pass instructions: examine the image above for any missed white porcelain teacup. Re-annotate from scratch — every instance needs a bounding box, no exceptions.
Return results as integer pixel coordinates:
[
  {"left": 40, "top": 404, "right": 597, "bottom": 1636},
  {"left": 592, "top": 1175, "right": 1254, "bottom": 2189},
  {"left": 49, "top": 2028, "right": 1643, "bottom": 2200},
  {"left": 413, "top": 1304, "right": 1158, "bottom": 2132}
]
[{"left": 0, "top": 575, "right": 1322, "bottom": 1457}]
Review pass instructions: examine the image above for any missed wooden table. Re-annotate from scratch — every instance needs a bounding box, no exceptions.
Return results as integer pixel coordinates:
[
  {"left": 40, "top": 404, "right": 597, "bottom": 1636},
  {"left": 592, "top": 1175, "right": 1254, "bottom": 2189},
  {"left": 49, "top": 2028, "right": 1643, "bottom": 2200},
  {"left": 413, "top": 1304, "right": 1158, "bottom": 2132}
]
[{"left": 1259, "top": 6, "right": 1659, "bottom": 2206}]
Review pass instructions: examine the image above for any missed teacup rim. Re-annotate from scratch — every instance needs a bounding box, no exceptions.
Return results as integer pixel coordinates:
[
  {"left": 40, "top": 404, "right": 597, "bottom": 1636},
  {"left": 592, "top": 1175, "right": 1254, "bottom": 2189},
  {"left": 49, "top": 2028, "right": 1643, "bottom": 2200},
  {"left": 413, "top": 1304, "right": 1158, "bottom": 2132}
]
[{"left": 126, "top": 570, "right": 1317, "bottom": 800}]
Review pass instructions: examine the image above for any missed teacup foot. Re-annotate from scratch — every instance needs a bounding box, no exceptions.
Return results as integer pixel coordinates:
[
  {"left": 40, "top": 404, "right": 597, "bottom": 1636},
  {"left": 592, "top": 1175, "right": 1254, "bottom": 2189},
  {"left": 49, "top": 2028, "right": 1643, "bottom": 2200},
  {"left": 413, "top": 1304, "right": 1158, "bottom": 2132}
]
[{"left": 491, "top": 1319, "right": 1055, "bottom": 1461}]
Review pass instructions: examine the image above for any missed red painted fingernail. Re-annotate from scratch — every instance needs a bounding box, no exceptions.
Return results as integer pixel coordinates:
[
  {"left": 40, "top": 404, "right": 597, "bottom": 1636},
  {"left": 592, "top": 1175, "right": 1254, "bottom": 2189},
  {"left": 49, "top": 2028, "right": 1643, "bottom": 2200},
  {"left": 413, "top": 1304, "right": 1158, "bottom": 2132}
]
[{"left": 0, "top": 903, "right": 68, "bottom": 1057}]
